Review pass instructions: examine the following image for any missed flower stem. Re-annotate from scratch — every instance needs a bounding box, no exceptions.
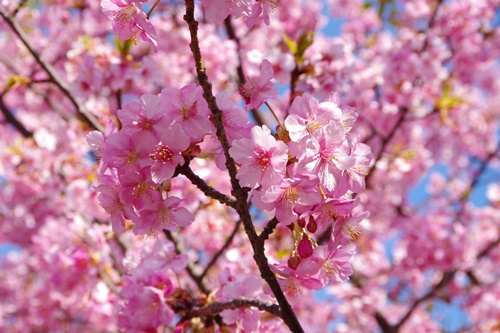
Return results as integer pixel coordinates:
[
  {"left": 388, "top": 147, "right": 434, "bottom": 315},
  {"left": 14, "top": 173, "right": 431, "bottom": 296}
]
[
  {"left": 147, "top": 0, "right": 161, "bottom": 19},
  {"left": 265, "top": 101, "right": 283, "bottom": 129}
]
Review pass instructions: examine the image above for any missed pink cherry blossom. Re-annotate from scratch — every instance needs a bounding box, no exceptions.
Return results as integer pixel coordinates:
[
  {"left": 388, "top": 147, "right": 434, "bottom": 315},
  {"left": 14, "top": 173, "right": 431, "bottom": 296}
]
[
  {"left": 218, "top": 273, "right": 263, "bottom": 332},
  {"left": 285, "top": 93, "right": 343, "bottom": 142},
  {"left": 118, "top": 278, "right": 174, "bottom": 331},
  {"left": 101, "top": 0, "right": 158, "bottom": 51},
  {"left": 96, "top": 179, "right": 137, "bottom": 235},
  {"left": 118, "top": 166, "right": 160, "bottom": 209},
  {"left": 217, "top": 92, "right": 253, "bottom": 144},
  {"left": 302, "top": 121, "right": 355, "bottom": 193},
  {"left": 133, "top": 195, "right": 194, "bottom": 235},
  {"left": 102, "top": 131, "right": 156, "bottom": 174},
  {"left": 313, "top": 240, "right": 355, "bottom": 284},
  {"left": 270, "top": 257, "right": 323, "bottom": 296},
  {"left": 229, "top": 125, "right": 288, "bottom": 189},
  {"left": 341, "top": 137, "right": 373, "bottom": 193},
  {"left": 161, "top": 83, "right": 214, "bottom": 140},
  {"left": 246, "top": 0, "right": 279, "bottom": 26},
  {"left": 117, "top": 94, "right": 166, "bottom": 137},
  {"left": 202, "top": 0, "right": 249, "bottom": 24},
  {"left": 149, "top": 123, "right": 190, "bottom": 184},
  {"left": 252, "top": 176, "right": 322, "bottom": 225},
  {"left": 239, "top": 59, "right": 278, "bottom": 111}
]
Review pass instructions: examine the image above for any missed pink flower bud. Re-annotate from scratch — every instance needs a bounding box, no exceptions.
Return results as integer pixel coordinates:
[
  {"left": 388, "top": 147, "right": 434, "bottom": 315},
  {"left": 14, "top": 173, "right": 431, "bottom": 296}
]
[
  {"left": 287, "top": 255, "right": 301, "bottom": 270},
  {"left": 298, "top": 235, "right": 313, "bottom": 259},
  {"left": 297, "top": 217, "right": 306, "bottom": 228},
  {"left": 307, "top": 216, "right": 317, "bottom": 233}
]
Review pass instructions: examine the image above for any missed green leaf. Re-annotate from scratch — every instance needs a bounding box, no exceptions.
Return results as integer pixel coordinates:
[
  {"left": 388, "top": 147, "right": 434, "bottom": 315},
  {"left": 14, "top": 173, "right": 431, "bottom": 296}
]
[
  {"left": 296, "top": 31, "right": 314, "bottom": 65},
  {"left": 283, "top": 33, "right": 297, "bottom": 55},
  {"left": 115, "top": 38, "right": 133, "bottom": 57}
]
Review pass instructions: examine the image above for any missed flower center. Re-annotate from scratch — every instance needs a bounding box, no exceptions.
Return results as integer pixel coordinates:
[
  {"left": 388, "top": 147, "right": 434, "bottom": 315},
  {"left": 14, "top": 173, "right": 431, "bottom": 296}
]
[
  {"left": 137, "top": 116, "right": 154, "bottom": 130},
  {"left": 341, "top": 219, "right": 362, "bottom": 241},
  {"left": 319, "top": 147, "right": 333, "bottom": 162},
  {"left": 180, "top": 101, "right": 197, "bottom": 120},
  {"left": 114, "top": 4, "right": 137, "bottom": 27},
  {"left": 253, "top": 147, "right": 271, "bottom": 170},
  {"left": 150, "top": 146, "right": 174, "bottom": 163},
  {"left": 283, "top": 186, "right": 300, "bottom": 205}
]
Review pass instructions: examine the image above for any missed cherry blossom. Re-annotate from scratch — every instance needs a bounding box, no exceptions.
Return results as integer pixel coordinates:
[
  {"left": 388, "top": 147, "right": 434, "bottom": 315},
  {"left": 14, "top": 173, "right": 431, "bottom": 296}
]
[
  {"left": 229, "top": 125, "right": 288, "bottom": 189},
  {"left": 239, "top": 59, "right": 279, "bottom": 111},
  {"left": 1, "top": 0, "right": 499, "bottom": 332},
  {"left": 101, "top": 0, "right": 158, "bottom": 51}
]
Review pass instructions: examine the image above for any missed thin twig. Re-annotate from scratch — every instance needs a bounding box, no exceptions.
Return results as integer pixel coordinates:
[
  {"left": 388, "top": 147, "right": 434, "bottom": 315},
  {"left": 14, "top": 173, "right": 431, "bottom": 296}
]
[
  {"left": 0, "top": 6, "right": 104, "bottom": 133},
  {"left": 223, "top": 17, "right": 265, "bottom": 127},
  {"left": 164, "top": 230, "right": 211, "bottom": 295},
  {"left": 364, "top": 107, "right": 408, "bottom": 190},
  {"left": 199, "top": 219, "right": 242, "bottom": 281}
]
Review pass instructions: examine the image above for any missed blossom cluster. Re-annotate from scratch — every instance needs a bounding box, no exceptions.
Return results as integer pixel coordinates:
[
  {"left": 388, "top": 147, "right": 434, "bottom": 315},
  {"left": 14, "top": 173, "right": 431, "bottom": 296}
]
[
  {"left": 118, "top": 238, "right": 187, "bottom": 331},
  {"left": 89, "top": 57, "right": 372, "bottom": 310},
  {"left": 102, "top": 0, "right": 281, "bottom": 51},
  {"left": 2, "top": 0, "right": 500, "bottom": 331},
  {"left": 230, "top": 91, "right": 372, "bottom": 294}
]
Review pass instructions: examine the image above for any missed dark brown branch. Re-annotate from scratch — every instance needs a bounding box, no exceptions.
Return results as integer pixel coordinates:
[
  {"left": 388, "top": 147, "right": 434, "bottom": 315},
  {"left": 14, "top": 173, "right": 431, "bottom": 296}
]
[
  {"left": 223, "top": 17, "right": 265, "bottom": 127},
  {"left": 0, "top": 95, "right": 33, "bottom": 138},
  {"left": 183, "top": 2, "right": 304, "bottom": 331},
  {"left": 259, "top": 217, "right": 279, "bottom": 241},
  {"left": 12, "top": 0, "right": 28, "bottom": 16},
  {"left": 177, "top": 157, "right": 237, "bottom": 208},
  {"left": 199, "top": 219, "right": 242, "bottom": 281},
  {"left": 0, "top": 6, "right": 104, "bottom": 133},
  {"left": 375, "top": 311, "right": 397, "bottom": 333},
  {"left": 183, "top": 297, "right": 281, "bottom": 319},
  {"left": 164, "top": 230, "right": 211, "bottom": 295}
]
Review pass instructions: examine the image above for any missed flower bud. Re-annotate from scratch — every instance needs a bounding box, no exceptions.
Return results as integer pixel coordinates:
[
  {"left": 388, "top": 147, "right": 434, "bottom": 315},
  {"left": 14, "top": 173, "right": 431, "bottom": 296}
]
[
  {"left": 307, "top": 216, "right": 317, "bottom": 233},
  {"left": 287, "top": 255, "right": 301, "bottom": 270},
  {"left": 298, "top": 235, "right": 313, "bottom": 259},
  {"left": 297, "top": 217, "right": 306, "bottom": 228}
]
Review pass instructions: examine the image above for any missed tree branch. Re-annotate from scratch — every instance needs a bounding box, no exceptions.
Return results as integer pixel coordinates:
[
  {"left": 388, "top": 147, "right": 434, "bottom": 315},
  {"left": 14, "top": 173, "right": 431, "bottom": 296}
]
[
  {"left": 223, "top": 17, "right": 265, "bottom": 127},
  {"left": 0, "top": 6, "right": 104, "bottom": 133},
  {"left": 259, "top": 217, "right": 279, "bottom": 241},
  {"left": 13, "top": 0, "right": 29, "bottom": 17},
  {"left": 176, "top": 157, "right": 237, "bottom": 208},
  {"left": 183, "top": 2, "right": 305, "bottom": 331},
  {"left": 199, "top": 219, "right": 242, "bottom": 281},
  {"left": 164, "top": 230, "right": 211, "bottom": 295},
  {"left": 0, "top": 94, "right": 33, "bottom": 138},
  {"left": 183, "top": 297, "right": 281, "bottom": 319}
]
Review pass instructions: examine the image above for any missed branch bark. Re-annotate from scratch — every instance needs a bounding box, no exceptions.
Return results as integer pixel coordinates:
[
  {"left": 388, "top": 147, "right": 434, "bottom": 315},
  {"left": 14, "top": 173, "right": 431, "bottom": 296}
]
[
  {"left": 183, "top": 297, "right": 281, "bottom": 320},
  {"left": 176, "top": 157, "right": 237, "bottom": 208}
]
